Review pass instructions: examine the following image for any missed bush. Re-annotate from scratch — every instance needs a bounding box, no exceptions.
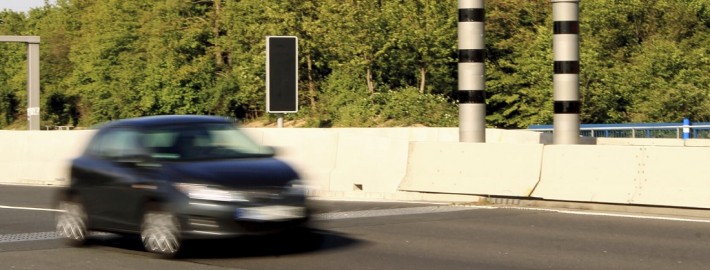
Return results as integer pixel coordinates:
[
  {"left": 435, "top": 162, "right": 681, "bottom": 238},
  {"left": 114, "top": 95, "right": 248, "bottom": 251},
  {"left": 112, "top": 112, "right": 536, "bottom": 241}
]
[
  {"left": 0, "top": 90, "right": 18, "bottom": 127},
  {"left": 375, "top": 87, "right": 458, "bottom": 127}
]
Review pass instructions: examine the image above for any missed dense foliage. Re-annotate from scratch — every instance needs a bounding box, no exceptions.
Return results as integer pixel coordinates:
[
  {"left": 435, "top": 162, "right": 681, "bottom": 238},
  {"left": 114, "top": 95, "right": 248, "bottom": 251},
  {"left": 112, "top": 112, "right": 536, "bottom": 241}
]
[{"left": 0, "top": 0, "right": 708, "bottom": 128}]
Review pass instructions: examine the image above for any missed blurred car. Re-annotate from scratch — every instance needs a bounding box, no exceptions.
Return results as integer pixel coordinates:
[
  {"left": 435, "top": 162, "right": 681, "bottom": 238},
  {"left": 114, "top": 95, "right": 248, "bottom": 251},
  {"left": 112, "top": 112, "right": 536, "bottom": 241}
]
[{"left": 56, "top": 115, "right": 311, "bottom": 257}]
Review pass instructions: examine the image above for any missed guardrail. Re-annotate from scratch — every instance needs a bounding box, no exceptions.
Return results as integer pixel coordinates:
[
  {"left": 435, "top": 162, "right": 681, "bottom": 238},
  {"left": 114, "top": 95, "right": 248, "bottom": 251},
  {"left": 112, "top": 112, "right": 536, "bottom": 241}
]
[{"left": 529, "top": 121, "right": 710, "bottom": 139}]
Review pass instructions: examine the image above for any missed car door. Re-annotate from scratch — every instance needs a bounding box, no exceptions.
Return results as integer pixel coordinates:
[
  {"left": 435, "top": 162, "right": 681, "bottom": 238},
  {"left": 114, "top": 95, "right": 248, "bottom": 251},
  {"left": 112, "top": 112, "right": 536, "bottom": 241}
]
[{"left": 79, "top": 127, "right": 153, "bottom": 232}]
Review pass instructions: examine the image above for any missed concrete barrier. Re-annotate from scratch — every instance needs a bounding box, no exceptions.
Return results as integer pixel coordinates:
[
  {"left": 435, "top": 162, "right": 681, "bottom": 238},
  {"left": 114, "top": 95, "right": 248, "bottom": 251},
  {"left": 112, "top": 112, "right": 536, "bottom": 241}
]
[
  {"left": 248, "top": 128, "right": 461, "bottom": 195},
  {"left": 683, "top": 139, "right": 710, "bottom": 147},
  {"left": 329, "top": 129, "right": 413, "bottom": 194},
  {"left": 399, "top": 142, "right": 544, "bottom": 197},
  {"left": 243, "top": 128, "right": 339, "bottom": 192},
  {"left": 595, "top": 138, "right": 685, "bottom": 146},
  {"left": 0, "top": 130, "right": 93, "bottom": 186},
  {"left": 243, "top": 128, "right": 461, "bottom": 194},
  {"left": 594, "top": 138, "right": 710, "bottom": 147},
  {"left": 310, "top": 128, "right": 541, "bottom": 195},
  {"left": 531, "top": 144, "right": 710, "bottom": 209},
  {"left": 10, "top": 126, "right": 710, "bottom": 209},
  {"left": 634, "top": 146, "right": 710, "bottom": 208},
  {"left": 532, "top": 145, "right": 642, "bottom": 204},
  {"left": 0, "top": 127, "right": 543, "bottom": 202}
]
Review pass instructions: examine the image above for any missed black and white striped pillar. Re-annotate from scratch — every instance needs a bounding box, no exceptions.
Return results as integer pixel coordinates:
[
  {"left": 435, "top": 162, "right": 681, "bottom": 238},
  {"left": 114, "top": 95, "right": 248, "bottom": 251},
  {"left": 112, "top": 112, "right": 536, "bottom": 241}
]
[
  {"left": 458, "top": 0, "right": 486, "bottom": 143},
  {"left": 552, "top": 0, "right": 580, "bottom": 144}
]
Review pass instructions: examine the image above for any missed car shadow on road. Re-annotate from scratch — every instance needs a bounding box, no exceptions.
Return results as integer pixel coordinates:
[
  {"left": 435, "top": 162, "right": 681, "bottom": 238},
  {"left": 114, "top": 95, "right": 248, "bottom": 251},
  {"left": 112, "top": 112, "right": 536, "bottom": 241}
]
[
  {"left": 184, "top": 229, "right": 364, "bottom": 259},
  {"left": 82, "top": 228, "right": 364, "bottom": 259}
]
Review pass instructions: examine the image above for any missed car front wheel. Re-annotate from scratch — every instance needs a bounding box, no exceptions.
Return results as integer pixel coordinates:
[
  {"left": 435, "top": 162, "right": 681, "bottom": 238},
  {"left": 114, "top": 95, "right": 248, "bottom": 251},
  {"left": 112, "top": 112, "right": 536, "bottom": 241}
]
[
  {"left": 140, "top": 208, "right": 182, "bottom": 258},
  {"left": 56, "top": 199, "right": 88, "bottom": 246}
]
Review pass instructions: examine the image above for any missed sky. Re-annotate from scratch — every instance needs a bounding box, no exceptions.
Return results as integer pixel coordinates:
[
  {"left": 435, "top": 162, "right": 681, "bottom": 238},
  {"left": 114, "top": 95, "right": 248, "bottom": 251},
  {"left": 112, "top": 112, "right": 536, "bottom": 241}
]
[{"left": 0, "top": 0, "right": 56, "bottom": 13}]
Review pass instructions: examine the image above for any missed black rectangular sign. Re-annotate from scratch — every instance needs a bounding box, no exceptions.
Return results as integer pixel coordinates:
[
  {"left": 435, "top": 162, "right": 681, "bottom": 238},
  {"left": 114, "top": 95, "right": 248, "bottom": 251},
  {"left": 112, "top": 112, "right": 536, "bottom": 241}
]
[{"left": 266, "top": 36, "right": 298, "bottom": 113}]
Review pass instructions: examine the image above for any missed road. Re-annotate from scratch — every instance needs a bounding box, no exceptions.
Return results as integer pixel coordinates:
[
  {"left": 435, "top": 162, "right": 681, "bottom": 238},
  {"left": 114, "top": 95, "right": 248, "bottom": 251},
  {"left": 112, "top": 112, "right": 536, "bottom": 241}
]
[{"left": 2, "top": 185, "right": 710, "bottom": 270}]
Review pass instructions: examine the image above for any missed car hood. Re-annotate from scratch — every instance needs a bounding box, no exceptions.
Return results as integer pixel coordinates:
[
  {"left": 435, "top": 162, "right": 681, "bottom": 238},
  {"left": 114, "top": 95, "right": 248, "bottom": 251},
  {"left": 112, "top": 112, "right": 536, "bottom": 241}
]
[{"left": 165, "top": 158, "right": 300, "bottom": 188}]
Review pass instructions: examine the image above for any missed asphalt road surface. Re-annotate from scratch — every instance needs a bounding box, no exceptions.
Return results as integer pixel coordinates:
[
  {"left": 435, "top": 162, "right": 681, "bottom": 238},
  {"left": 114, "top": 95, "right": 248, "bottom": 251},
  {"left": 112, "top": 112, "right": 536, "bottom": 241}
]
[{"left": 2, "top": 185, "right": 710, "bottom": 270}]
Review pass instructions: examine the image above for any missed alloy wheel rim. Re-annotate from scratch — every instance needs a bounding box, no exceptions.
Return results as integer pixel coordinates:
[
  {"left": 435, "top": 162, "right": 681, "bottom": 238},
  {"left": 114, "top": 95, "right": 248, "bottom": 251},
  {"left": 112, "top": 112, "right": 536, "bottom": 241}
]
[
  {"left": 141, "top": 212, "right": 180, "bottom": 255},
  {"left": 56, "top": 201, "right": 86, "bottom": 241}
]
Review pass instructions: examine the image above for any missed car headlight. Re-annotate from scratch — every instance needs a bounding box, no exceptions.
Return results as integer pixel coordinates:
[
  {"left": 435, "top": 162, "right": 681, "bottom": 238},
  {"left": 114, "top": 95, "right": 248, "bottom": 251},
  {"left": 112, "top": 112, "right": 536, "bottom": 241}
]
[{"left": 174, "top": 183, "right": 248, "bottom": 202}]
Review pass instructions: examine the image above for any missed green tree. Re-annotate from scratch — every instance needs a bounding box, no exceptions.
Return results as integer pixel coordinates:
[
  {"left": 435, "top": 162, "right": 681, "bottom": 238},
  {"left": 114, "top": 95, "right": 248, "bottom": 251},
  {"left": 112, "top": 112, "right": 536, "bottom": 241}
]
[
  {"left": 581, "top": 0, "right": 710, "bottom": 123},
  {"left": 29, "top": 0, "right": 81, "bottom": 126},
  {"left": 219, "top": 0, "right": 280, "bottom": 120},
  {"left": 319, "top": 0, "right": 399, "bottom": 94},
  {"left": 486, "top": 0, "right": 551, "bottom": 128},
  {"left": 0, "top": 10, "right": 29, "bottom": 127},
  {"left": 390, "top": 0, "right": 457, "bottom": 95},
  {"left": 2, "top": 0, "right": 708, "bottom": 129},
  {"left": 65, "top": 0, "right": 149, "bottom": 125},
  {"left": 137, "top": 0, "right": 216, "bottom": 116}
]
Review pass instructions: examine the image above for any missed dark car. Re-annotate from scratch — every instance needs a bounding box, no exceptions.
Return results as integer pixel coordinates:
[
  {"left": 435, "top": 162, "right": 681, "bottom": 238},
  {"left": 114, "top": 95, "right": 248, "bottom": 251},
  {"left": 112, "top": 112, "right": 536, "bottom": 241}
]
[{"left": 56, "top": 115, "right": 311, "bottom": 257}]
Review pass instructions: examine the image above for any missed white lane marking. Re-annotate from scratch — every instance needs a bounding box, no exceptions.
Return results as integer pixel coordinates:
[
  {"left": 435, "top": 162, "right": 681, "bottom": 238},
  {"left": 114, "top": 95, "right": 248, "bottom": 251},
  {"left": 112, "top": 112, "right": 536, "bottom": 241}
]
[
  {"left": 0, "top": 205, "right": 61, "bottom": 212},
  {"left": 0, "top": 206, "right": 478, "bottom": 244},
  {"left": 3, "top": 204, "right": 710, "bottom": 245},
  {"left": 3, "top": 202, "right": 710, "bottom": 224},
  {"left": 496, "top": 206, "right": 710, "bottom": 224},
  {"left": 313, "top": 206, "right": 478, "bottom": 220}
]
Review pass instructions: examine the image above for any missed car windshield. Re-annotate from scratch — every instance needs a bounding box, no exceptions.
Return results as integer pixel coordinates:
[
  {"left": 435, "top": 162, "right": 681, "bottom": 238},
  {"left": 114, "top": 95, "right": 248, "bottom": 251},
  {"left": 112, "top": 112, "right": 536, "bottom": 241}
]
[{"left": 142, "top": 123, "right": 273, "bottom": 161}]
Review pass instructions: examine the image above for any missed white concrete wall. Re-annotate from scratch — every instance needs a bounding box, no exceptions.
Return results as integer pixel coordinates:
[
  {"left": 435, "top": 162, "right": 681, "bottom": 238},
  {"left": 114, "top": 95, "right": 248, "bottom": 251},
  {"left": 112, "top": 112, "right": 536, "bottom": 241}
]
[
  {"left": 400, "top": 140, "right": 710, "bottom": 209},
  {"left": 0, "top": 128, "right": 539, "bottom": 195},
  {"left": 530, "top": 144, "right": 710, "bottom": 209},
  {"left": 243, "top": 127, "right": 542, "bottom": 196},
  {"left": 532, "top": 145, "right": 643, "bottom": 204},
  {"left": 633, "top": 146, "right": 710, "bottom": 208},
  {"left": 242, "top": 128, "right": 340, "bottom": 192},
  {"left": 0, "top": 130, "right": 94, "bottom": 186},
  {"left": 399, "top": 142, "right": 544, "bottom": 197},
  {"left": 6, "top": 127, "right": 710, "bottom": 209},
  {"left": 595, "top": 138, "right": 685, "bottom": 146}
]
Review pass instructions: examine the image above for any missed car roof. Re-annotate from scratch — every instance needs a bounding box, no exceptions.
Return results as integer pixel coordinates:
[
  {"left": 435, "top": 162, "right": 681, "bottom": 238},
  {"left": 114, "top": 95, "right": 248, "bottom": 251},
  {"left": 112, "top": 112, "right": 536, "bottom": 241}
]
[{"left": 99, "top": 115, "right": 234, "bottom": 129}]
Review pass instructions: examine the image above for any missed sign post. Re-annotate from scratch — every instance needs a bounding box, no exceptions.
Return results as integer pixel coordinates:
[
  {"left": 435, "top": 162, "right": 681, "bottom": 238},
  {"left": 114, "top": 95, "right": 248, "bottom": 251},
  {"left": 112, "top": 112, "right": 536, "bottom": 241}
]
[
  {"left": 0, "top": 36, "right": 41, "bottom": 130},
  {"left": 266, "top": 36, "right": 298, "bottom": 128}
]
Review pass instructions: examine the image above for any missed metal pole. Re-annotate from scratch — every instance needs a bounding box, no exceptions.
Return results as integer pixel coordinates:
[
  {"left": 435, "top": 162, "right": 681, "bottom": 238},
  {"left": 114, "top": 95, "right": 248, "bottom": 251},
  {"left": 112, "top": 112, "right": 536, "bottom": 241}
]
[
  {"left": 27, "top": 42, "right": 41, "bottom": 131},
  {"left": 458, "top": 0, "right": 486, "bottom": 143},
  {"left": 0, "top": 36, "right": 41, "bottom": 130},
  {"left": 682, "top": 118, "right": 690, "bottom": 140},
  {"left": 551, "top": 0, "right": 580, "bottom": 144},
  {"left": 277, "top": 113, "right": 284, "bottom": 128}
]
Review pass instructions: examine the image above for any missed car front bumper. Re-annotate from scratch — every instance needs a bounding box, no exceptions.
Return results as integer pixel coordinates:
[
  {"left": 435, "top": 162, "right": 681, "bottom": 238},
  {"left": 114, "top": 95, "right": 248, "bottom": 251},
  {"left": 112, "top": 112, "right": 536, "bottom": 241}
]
[{"left": 174, "top": 198, "right": 310, "bottom": 239}]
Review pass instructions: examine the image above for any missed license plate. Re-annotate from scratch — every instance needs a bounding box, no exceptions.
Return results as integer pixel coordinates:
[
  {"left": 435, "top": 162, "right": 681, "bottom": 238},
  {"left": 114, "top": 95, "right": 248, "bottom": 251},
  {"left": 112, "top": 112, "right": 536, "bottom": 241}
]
[{"left": 235, "top": 206, "right": 305, "bottom": 221}]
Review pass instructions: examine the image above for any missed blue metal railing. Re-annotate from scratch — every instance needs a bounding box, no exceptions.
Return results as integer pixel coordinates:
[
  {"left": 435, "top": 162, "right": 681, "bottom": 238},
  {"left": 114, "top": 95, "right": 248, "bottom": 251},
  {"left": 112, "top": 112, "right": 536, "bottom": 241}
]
[{"left": 528, "top": 120, "right": 710, "bottom": 139}]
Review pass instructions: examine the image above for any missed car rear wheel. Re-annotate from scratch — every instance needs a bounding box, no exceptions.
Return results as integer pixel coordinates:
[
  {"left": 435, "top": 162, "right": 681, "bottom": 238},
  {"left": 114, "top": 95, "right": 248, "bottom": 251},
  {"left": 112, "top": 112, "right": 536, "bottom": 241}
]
[
  {"left": 140, "top": 207, "right": 182, "bottom": 258},
  {"left": 56, "top": 199, "right": 88, "bottom": 246}
]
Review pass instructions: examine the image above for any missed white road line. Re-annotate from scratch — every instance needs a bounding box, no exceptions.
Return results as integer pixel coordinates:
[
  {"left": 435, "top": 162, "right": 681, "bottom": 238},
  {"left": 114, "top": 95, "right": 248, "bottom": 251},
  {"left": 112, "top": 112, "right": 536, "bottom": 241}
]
[
  {"left": 0, "top": 206, "right": 477, "bottom": 244},
  {"left": 3, "top": 202, "right": 710, "bottom": 223},
  {"left": 313, "top": 206, "right": 477, "bottom": 220},
  {"left": 3, "top": 204, "right": 710, "bottom": 245},
  {"left": 0, "top": 205, "right": 61, "bottom": 212},
  {"left": 498, "top": 206, "right": 710, "bottom": 224}
]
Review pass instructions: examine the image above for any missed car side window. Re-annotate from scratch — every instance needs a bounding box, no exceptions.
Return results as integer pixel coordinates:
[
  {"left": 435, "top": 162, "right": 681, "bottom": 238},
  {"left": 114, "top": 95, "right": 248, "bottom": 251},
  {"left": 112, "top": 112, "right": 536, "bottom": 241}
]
[{"left": 87, "top": 128, "right": 144, "bottom": 159}]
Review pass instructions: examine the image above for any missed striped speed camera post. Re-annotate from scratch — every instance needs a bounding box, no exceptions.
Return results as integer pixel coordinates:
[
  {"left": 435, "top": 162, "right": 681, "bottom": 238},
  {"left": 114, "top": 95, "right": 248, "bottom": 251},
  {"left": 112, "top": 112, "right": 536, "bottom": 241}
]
[
  {"left": 458, "top": 0, "right": 486, "bottom": 143},
  {"left": 552, "top": 0, "right": 581, "bottom": 144}
]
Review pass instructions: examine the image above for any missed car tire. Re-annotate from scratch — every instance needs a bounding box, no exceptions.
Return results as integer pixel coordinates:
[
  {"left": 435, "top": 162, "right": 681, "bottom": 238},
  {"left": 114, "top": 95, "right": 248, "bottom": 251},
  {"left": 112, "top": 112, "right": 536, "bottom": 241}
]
[
  {"left": 56, "top": 198, "right": 89, "bottom": 246},
  {"left": 140, "top": 206, "right": 182, "bottom": 258}
]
